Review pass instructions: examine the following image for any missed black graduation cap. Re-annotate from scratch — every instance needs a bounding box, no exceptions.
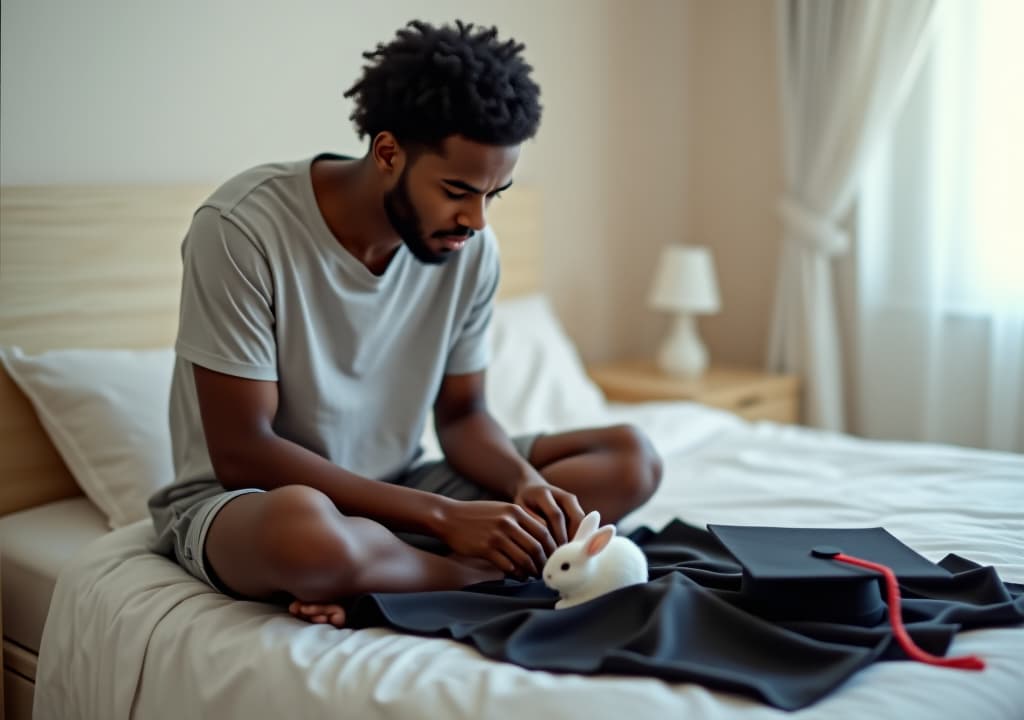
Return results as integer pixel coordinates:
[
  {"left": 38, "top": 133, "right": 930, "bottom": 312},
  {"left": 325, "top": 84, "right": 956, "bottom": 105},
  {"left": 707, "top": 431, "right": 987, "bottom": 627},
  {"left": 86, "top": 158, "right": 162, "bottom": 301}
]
[{"left": 708, "top": 524, "right": 986, "bottom": 670}]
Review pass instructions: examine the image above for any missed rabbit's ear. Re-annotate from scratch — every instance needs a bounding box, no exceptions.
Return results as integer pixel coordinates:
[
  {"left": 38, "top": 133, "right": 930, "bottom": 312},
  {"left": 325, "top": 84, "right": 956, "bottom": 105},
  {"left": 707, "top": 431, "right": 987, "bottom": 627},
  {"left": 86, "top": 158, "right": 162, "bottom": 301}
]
[
  {"left": 585, "top": 526, "right": 616, "bottom": 557},
  {"left": 573, "top": 511, "right": 602, "bottom": 541}
]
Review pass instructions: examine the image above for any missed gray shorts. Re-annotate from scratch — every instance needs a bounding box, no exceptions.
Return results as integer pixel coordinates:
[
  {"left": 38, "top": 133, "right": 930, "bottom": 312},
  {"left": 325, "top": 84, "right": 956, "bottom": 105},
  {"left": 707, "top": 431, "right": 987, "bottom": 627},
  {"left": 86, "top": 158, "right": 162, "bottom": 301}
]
[{"left": 148, "top": 434, "right": 540, "bottom": 593}]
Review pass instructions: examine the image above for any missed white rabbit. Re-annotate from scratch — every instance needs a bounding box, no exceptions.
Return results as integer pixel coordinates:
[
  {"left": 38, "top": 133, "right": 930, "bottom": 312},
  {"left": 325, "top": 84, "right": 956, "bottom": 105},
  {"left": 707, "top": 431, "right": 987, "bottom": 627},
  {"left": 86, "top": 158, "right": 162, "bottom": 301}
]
[{"left": 543, "top": 510, "right": 648, "bottom": 609}]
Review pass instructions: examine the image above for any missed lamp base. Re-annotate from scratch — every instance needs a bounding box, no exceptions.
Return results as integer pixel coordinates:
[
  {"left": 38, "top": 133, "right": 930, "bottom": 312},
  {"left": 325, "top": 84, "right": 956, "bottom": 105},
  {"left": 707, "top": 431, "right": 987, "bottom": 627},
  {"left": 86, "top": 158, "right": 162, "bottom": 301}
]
[{"left": 656, "top": 313, "right": 708, "bottom": 378}]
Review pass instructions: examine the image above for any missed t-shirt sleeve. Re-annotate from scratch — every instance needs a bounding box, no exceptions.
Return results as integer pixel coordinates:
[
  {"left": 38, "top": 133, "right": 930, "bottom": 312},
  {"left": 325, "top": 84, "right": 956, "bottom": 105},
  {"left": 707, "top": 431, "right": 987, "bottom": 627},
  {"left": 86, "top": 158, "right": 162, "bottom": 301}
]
[
  {"left": 174, "top": 206, "right": 278, "bottom": 381},
  {"left": 445, "top": 228, "right": 500, "bottom": 375}
]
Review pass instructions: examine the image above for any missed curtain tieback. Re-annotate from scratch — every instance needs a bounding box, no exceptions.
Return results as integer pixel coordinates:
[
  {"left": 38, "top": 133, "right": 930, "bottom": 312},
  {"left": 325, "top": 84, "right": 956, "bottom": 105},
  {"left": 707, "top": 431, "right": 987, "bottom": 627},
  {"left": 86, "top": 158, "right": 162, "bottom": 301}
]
[{"left": 778, "top": 198, "right": 849, "bottom": 256}]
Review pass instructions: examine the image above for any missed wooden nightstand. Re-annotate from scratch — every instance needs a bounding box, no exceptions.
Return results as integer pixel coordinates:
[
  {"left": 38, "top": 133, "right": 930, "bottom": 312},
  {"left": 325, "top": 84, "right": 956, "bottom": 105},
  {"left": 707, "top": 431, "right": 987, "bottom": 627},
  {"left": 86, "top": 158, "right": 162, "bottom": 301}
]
[{"left": 588, "top": 360, "right": 802, "bottom": 424}]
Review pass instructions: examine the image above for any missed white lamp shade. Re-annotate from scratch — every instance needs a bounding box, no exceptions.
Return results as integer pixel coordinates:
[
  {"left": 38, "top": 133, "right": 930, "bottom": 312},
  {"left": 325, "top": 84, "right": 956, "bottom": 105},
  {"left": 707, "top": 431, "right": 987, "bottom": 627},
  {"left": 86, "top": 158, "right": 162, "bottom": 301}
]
[{"left": 648, "top": 245, "right": 721, "bottom": 314}]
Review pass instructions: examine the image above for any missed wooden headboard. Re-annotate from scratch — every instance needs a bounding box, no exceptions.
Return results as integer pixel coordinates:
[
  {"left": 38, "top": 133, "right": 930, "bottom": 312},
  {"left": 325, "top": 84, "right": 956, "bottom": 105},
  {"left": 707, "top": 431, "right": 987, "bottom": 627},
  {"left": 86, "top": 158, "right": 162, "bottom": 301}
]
[{"left": 0, "top": 183, "right": 542, "bottom": 517}]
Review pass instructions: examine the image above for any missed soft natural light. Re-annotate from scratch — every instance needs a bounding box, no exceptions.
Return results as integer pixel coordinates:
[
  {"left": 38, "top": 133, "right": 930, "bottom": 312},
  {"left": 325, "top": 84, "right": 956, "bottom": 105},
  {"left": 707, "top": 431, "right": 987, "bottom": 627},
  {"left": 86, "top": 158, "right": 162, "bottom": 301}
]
[{"left": 970, "top": 0, "right": 1024, "bottom": 305}]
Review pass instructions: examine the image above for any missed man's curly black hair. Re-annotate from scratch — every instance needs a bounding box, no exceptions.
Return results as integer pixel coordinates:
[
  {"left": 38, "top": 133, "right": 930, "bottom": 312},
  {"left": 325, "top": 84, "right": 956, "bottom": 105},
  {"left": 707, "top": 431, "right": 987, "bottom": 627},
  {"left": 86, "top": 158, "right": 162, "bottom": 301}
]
[{"left": 344, "top": 20, "right": 542, "bottom": 153}]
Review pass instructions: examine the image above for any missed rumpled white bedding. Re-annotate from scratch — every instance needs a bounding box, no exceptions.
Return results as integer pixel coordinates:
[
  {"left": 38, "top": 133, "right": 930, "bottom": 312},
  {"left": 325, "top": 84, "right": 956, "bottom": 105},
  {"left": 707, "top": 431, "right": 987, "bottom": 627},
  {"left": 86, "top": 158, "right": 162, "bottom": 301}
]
[{"left": 35, "top": 403, "right": 1024, "bottom": 720}]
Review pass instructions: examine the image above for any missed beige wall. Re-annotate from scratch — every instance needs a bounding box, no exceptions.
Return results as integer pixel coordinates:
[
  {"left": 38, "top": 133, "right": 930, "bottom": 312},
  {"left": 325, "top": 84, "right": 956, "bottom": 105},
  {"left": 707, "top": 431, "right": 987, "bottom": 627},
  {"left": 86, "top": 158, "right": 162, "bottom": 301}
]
[
  {"left": 597, "top": 0, "right": 783, "bottom": 368},
  {"left": 688, "top": 0, "right": 783, "bottom": 368},
  {"left": 601, "top": 0, "right": 694, "bottom": 362},
  {"left": 0, "top": 0, "right": 781, "bottom": 367}
]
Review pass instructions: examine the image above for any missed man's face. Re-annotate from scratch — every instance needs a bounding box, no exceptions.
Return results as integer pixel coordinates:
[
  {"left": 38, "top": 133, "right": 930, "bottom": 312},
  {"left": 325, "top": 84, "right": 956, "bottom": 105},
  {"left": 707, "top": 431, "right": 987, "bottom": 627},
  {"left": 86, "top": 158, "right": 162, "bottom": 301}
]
[{"left": 383, "top": 135, "right": 520, "bottom": 264}]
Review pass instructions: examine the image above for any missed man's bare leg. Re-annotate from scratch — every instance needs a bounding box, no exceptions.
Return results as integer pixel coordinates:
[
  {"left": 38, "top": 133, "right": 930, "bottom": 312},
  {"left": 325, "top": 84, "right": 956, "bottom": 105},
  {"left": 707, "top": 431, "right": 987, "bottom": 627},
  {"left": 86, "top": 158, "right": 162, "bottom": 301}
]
[
  {"left": 204, "top": 424, "right": 660, "bottom": 626},
  {"left": 204, "top": 485, "right": 502, "bottom": 626},
  {"left": 285, "top": 553, "right": 500, "bottom": 625}
]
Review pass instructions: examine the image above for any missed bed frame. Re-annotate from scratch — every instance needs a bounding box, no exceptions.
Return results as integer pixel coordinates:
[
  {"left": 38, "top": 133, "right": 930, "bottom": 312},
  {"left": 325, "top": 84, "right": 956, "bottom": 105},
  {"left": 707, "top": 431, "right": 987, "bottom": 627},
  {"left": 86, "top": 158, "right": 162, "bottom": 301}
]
[{"left": 0, "top": 181, "right": 542, "bottom": 719}]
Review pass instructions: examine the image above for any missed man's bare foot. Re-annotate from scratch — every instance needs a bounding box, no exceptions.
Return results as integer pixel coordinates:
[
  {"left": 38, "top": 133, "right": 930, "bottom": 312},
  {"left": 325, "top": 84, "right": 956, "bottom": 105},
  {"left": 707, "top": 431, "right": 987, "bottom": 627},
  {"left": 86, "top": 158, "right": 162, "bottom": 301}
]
[
  {"left": 289, "top": 600, "right": 346, "bottom": 627},
  {"left": 287, "top": 556, "right": 502, "bottom": 625}
]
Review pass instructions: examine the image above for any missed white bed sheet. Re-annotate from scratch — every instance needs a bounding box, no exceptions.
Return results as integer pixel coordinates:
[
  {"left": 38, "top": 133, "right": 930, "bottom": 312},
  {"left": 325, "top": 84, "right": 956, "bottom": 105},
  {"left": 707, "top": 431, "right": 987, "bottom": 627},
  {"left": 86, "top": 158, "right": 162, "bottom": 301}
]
[{"left": 34, "top": 403, "right": 1024, "bottom": 720}]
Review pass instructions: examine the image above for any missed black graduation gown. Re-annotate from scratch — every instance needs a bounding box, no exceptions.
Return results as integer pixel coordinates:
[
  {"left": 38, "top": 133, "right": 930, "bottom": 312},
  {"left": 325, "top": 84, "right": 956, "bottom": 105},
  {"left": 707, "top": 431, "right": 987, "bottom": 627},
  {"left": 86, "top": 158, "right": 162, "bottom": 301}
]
[{"left": 345, "top": 520, "right": 1024, "bottom": 711}]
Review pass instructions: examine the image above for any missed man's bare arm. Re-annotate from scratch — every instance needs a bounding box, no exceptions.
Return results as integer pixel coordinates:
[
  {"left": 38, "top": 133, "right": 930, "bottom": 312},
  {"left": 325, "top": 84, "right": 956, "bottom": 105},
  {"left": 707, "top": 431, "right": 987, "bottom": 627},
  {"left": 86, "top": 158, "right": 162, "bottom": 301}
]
[
  {"left": 433, "top": 371, "right": 540, "bottom": 496},
  {"left": 195, "top": 365, "right": 554, "bottom": 575},
  {"left": 193, "top": 364, "right": 450, "bottom": 536},
  {"left": 434, "top": 371, "right": 584, "bottom": 546}
]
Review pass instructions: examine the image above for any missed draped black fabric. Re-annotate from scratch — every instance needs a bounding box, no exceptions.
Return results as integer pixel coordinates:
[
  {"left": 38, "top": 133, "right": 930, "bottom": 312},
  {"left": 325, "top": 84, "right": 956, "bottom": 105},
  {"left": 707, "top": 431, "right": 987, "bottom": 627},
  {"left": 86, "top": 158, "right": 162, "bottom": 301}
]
[{"left": 346, "top": 520, "right": 1024, "bottom": 710}]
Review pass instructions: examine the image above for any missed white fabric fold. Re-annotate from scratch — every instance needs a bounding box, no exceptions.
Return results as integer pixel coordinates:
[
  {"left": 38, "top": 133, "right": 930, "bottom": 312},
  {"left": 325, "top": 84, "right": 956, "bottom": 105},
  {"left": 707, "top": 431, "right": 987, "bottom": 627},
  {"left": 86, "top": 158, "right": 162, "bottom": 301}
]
[
  {"left": 768, "top": 0, "right": 938, "bottom": 429},
  {"left": 777, "top": 197, "right": 848, "bottom": 255}
]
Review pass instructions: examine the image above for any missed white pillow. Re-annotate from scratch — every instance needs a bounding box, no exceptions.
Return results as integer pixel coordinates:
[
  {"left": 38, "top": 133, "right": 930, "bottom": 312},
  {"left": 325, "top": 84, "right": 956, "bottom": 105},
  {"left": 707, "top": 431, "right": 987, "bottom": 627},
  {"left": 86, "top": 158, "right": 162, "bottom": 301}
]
[
  {"left": 0, "top": 346, "right": 175, "bottom": 529},
  {"left": 487, "top": 294, "right": 610, "bottom": 434}
]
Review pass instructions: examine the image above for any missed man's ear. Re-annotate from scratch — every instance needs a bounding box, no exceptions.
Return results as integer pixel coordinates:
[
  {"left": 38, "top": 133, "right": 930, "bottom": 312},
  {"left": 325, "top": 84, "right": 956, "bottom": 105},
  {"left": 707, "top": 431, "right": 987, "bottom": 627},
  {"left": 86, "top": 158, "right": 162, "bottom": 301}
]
[{"left": 371, "top": 132, "right": 403, "bottom": 174}]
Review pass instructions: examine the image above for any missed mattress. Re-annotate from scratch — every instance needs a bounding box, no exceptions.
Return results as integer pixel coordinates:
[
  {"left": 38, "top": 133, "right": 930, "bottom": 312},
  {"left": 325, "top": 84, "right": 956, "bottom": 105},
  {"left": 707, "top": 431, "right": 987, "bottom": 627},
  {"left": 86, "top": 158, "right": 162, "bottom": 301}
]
[
  {"left": 0, "top": 496, "right": 108, "bottom": 653},
  {"left": 32, "top": 403, "right": 1024, "bottom": 720}
]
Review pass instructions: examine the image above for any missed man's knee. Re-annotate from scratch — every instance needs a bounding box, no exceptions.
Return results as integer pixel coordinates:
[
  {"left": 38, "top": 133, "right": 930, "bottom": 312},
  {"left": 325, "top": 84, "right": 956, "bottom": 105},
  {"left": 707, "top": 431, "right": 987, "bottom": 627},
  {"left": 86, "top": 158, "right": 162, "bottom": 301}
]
[
  {"left": 603, "top": 424, "right": 663, "bottom": 504},
  {"left": 258, "top": 485, "right": 366, "bottom": 599}
]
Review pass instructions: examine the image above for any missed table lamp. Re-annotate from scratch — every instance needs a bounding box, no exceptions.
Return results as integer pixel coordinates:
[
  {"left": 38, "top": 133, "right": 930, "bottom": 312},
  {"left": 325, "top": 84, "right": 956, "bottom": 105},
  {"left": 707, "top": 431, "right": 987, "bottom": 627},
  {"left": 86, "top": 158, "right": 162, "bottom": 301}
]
[{"left": 647, "top": 244, "right": 721, "bottom": 377}]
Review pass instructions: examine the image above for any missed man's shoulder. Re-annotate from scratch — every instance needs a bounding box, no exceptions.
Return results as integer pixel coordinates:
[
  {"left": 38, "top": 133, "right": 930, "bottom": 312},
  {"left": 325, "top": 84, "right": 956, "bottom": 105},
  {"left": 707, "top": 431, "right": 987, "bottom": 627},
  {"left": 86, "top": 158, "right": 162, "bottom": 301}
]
[{"left": 200, "top": 157, "right": 312, "bottom": 220}]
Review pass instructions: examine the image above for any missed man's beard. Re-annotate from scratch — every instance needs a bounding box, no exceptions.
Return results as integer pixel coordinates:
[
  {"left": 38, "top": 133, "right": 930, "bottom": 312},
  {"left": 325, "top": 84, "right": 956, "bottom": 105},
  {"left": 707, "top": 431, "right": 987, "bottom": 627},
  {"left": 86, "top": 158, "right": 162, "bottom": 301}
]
[{"left": 383, "top": 168, "right": 473, "bottom": 265}]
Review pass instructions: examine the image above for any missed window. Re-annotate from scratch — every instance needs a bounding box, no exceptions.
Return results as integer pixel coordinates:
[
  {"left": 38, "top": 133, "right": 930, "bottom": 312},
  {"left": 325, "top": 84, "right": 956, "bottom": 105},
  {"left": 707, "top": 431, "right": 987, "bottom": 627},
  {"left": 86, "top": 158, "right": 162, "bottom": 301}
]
[{"left": 968, "top": 0, "right": 1024, "bottom": 306}]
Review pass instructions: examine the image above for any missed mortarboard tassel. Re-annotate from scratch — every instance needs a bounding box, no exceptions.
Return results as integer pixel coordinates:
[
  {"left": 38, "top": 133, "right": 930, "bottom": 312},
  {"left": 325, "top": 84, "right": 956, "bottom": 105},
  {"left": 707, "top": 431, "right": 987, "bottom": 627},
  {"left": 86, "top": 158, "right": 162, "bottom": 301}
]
[{"left": 829, "top": 551, "right": 986, "bottom": 670}]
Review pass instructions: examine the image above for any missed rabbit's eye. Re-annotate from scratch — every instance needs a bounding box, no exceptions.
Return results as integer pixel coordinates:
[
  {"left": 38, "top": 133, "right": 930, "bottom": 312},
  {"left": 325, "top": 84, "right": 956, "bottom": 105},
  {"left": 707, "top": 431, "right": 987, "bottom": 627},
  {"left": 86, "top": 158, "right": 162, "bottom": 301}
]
[{"left": 560, "top": 562, "right": 571, "bottom": 571}]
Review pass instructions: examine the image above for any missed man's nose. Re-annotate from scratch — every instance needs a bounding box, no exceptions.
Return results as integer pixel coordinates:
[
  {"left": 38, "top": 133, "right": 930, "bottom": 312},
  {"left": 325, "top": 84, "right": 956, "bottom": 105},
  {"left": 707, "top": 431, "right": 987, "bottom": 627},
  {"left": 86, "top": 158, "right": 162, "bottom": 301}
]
[{"left": 456, "top": 197, "right": 487, "bottom": 231}]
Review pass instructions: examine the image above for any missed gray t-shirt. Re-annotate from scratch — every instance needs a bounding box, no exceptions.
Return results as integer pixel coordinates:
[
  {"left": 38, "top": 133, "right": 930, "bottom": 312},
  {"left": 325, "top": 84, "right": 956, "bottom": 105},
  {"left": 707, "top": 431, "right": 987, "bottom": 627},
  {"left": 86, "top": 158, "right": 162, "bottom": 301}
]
[{"left": 164, "top": 154, "right": 499, "bottom": 500}]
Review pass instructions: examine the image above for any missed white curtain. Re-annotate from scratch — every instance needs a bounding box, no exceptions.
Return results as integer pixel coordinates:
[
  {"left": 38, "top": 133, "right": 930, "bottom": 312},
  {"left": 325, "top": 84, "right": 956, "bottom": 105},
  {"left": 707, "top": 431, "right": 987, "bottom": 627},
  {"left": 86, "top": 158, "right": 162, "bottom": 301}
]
[
  {"left": 852, "top": 0, "right": 1024, "bottom": 453},
  {"left": 769, "top": 0, "right": 937, "bottom": 429}
]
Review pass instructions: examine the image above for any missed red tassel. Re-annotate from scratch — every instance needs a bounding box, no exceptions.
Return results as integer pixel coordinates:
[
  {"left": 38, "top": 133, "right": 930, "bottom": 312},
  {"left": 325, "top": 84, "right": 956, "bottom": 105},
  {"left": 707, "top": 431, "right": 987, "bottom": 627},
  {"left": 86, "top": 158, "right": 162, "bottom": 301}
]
[{"left": 834, "top": 553, "right": 985, "bottom": 671}]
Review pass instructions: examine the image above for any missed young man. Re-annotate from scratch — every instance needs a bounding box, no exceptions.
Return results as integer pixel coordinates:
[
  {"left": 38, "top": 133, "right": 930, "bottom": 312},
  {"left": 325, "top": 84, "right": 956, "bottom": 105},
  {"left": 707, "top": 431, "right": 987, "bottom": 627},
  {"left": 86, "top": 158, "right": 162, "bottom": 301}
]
[{"left": 149, "top": 20, "right": 662, "bottom": 627}]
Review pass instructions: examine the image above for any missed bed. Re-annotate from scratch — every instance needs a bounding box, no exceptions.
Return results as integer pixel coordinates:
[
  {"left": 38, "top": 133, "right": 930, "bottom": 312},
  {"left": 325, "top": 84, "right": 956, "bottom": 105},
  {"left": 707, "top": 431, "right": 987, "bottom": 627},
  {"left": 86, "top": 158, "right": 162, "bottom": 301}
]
[{"left": 0, "top": 183, "right": 1021, "bottom": 720}]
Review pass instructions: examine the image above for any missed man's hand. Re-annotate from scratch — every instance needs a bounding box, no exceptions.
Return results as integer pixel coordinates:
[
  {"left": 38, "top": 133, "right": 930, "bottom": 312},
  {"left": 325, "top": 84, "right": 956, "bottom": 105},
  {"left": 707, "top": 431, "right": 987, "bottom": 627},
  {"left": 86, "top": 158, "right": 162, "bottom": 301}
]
[
  {"left": 435, "top": 500, "right": 557, "bottom": 578},
  {"left": 512, "top": 476, "right": 586, "bottom": 547}
]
